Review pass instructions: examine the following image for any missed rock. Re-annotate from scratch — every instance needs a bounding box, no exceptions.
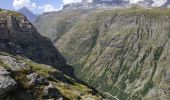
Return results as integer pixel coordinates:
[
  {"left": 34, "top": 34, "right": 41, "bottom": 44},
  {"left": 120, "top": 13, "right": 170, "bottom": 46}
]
[
  {"left": 0, "top": 56, "right": 26, "bottom": 71},
  {"left": 165, "top": 70, "right": 170, "bottom": 83},
  {"left": 0, "top": 67, "right": 10, "bottom": 75},
  {"left": 0, "top": 10, "right": 73, "bottom": 76},
  {"left": 27, "top": 73, "right": 48, "bottom": 85},
  {"left": 0, "top": 67, "right": 17, "bottom": 95},
  {"left": 44, "top": 83, "right": 62, "bottom": 99}
]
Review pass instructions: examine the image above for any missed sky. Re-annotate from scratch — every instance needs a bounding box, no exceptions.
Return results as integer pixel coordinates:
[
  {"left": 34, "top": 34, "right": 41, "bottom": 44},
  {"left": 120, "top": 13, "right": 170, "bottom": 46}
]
[
  {"left": 0, "top": 0, "right": 168, "bottom": 14},
  {"left": 0, "top": 0, "right": 84, "bottom": 14}
]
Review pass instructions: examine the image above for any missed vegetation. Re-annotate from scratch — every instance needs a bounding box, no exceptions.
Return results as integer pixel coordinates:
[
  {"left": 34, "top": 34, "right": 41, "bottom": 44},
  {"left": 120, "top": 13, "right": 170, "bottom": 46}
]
[{"left": 0, "top": 52, "right": 102, "bottom": 100}]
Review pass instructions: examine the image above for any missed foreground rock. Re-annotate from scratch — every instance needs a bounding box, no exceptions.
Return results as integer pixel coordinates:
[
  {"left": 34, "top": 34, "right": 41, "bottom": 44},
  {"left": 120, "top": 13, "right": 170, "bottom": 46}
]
[
  {"left": 0, "top": 9, "right": 73, "bottom": 76},
  {"left": 0, "top": 67, "right": 17, "bottom": 95}
]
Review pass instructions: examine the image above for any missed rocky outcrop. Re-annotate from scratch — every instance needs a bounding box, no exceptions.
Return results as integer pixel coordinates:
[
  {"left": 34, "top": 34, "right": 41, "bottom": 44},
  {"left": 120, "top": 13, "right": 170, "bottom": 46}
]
[
  {"left": 0, "top": 53, "right": 102, "bottom": 100},
  {"left": 0, "top": 67, "right": 17, "bottom": 95},
  {"left": 0, "top": 10, "right": 74, "bottom": 75}
]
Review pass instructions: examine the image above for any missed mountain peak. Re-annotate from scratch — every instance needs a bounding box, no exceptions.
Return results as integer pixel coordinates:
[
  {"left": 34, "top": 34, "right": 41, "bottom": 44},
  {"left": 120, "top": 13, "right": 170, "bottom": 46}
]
[
  {"left": 18, "top": 7, "right": 37, "bottom": 22},
  {"left": 19, "top": 7, "right": 29, "bottom": 10}
]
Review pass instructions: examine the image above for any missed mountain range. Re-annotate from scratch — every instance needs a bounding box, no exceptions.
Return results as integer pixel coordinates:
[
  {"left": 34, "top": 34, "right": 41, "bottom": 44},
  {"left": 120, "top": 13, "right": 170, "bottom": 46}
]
[
  {"left": 85, "top": 0, "right": 170, "bottom": 7},
  {"left": 34, "top": 6, "right": 170, "bottom": 100},
  {"left": 1, "top": 0, "right": 170, "bottom": 100}
]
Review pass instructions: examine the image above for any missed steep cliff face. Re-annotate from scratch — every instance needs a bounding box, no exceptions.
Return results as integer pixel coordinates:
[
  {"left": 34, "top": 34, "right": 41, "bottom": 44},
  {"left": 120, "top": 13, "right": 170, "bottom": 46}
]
[
  {"left": 0, "top": 9, "right": 75, "bottom": 75},
  {"left": 35, "top": 8, "right": 170, "bottom": 99},
  {"left": 0, "top": 9, "right": 103, "bottom": 100}
]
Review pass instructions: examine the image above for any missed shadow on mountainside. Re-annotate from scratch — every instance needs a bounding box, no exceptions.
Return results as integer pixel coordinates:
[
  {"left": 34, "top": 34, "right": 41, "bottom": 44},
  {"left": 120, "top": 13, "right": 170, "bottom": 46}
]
[{"left": 0, "top": 35, "right": 102, "bottom": 97}]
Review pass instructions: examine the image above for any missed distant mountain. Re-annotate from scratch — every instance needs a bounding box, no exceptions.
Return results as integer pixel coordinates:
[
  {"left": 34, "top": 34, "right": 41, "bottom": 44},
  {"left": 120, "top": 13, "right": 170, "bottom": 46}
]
[
  {"left": 18, "top": 7, "right": 37, "bottom": 22},
  {"left": 63, "top": 0, "right": 170, "bottom": 10},
  {"left": 91, "top": 0, "right": 170, "bottom": 7}
]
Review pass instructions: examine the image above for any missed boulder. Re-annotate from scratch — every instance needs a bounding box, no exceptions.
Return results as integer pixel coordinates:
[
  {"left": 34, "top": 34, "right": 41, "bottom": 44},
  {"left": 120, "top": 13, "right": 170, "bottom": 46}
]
[
  {"left": 44, "top": 83, "right": 63, "bottom": 99},
  {"left": 27, "top": 73, "right": 48, "bottom": 85},
  {"left": 0, "top": 67, "right": 17, "bottom": 95}
]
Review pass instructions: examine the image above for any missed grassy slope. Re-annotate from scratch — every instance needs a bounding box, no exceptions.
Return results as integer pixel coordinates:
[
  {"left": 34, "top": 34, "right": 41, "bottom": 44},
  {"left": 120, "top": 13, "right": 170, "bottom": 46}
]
[{"left": 0, "top": 52, "right": 102, "bottom": 100}]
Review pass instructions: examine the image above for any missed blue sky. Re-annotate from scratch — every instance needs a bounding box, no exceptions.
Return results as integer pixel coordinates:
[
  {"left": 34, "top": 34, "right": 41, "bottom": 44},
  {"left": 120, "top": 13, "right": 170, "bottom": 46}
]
[{"left": 0, "top": 0, "right": 83, "bottom": 14}]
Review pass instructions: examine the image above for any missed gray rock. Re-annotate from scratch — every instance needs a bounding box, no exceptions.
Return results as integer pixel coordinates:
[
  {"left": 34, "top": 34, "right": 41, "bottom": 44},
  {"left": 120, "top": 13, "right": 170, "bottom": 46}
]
[
  {"left": 27, "top": 73, "right": 48, "bottom": 85},
  {"left": 44, "top": 83, "right": 62, "bottom": 99},
  {"left": 0, "top": 56, "right": 26, "bottom": 71},
  {"left": 0, "top": 67, "right": 17, "bottom": 95}
]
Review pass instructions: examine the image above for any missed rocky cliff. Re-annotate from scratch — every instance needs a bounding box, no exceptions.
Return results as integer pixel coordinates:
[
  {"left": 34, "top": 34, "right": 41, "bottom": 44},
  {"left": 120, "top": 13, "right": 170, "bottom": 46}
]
[
  {"left": 0, "top": 9, "right": 75, "bottom": 75},
  {"left": 0, "top": 9, "right": 102, "bottom": 100},
  {"left": 35, "top": 8, "right": 170, "bottom": 100}
]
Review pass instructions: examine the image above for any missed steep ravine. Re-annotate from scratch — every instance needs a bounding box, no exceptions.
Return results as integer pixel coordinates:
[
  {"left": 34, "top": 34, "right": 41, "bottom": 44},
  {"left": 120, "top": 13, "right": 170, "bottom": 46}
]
[{"left": 35, "top": 8, "right": 170, "bottom": 100}]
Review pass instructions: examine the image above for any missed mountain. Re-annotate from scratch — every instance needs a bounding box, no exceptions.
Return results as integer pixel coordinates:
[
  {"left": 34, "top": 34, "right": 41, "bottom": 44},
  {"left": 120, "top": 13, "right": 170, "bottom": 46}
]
[
  {"left": 0, "top": 9, "right": 103, "bottom": 100},
  {"left": 18, "top": 7, "right": 37, "bottom": 22},
  {"left": 91, "top": 0, "right": 170, "bottom": 7},
  {"left": 34, "top": 7, "right": 170, "bottom": 99},
  {"left": 63, "top": 0, "right": 170, "bottom": 10}
]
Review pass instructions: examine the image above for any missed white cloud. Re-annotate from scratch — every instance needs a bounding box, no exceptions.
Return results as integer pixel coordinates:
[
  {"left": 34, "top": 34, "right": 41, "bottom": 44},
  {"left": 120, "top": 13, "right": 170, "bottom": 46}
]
[
  {"left": 152, "top": 0, "right": 167, "bottom": 7},
  {"left": 128, "top": 0, "right": 144, "bottom": 3},
  {"left": 13, "top": 0, "right": 36, "bottom": 10},
  {"left": 62, "top": 0, "right": 82, "bottom": 4},
  {"left": 38, "top": 4, "right": 58, "bottom": 12},
  {"left": 127, "top": 0, "right": 167, "bottom": 6}
]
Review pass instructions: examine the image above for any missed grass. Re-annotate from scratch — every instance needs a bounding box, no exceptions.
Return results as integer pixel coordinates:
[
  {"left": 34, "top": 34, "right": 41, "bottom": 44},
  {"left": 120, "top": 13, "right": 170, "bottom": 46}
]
[
  {"left": 26, "top": 61, "right": 58, "bottom": 77},
  {"left": 0, "top": 53, "right": 101, "bottom": 99},
  {"left": 0, "top": 59, "right": 9, "bottom": 70},
  {"left": 52, "top": 81, "right": 96, "bottom": 100}
]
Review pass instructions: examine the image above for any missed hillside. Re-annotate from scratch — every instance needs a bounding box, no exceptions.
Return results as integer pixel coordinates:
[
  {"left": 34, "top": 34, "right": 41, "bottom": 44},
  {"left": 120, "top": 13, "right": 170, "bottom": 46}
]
[
  {"left": 34, "top": 9, "right": 93, "bottom": 43},
  {"left": 0, "top": 9, "right": 102, "bottom": 100},
  {"left": 34, "top": 8, "right": 170, "bottom": 100}
]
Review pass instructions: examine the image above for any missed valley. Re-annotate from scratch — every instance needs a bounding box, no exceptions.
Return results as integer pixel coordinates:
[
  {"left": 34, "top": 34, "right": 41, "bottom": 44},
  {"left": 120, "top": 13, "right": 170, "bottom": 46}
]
[{"left": 0, "top": 0, "right": 170, "bottom": 100}]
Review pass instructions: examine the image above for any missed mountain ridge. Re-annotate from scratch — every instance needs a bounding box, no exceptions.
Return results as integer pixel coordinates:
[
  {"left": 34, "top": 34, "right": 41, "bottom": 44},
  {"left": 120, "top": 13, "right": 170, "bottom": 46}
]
[{"left": 34, "top": 7, "right": 170, "bottom": 100}]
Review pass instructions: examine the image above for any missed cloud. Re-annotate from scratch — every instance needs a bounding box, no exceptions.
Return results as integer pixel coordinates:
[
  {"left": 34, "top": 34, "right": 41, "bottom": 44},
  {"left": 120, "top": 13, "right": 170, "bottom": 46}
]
[
  {"left": 62, "top": 0, "right": 82, "bottom": 4},
  {"left": 152, "top": 0, "right": 167, "bottom": 7},
  {"left": 128, "top": 0, "right": 144, "bottom": 3},
  {"left": 13, "top": 0, "right": 36, "bottom": 10},
  {"left": 127, "top": 0, "right": 167, "bottom": 6},
  {"left": 38, "top": 4, "right": 59, "bottom": 12}
]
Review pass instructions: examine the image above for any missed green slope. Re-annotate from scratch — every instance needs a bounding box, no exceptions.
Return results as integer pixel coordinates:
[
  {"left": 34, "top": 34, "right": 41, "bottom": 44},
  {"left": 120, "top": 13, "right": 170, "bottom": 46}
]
[{"left": 35, "top": 7, "right": 170, "bottom": 100}]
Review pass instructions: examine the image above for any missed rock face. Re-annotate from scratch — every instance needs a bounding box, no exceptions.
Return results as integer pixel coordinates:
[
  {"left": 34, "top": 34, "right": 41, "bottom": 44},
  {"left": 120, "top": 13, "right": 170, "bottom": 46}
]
[
  {"left": 0, "top": 67, "right": 17, "bottom": 95},
  {"left": 35, "top": 8, "right": 170, "bottom": 99},
  {"left": 0, "top": 9, "right": 74, "bottom": 75}
]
